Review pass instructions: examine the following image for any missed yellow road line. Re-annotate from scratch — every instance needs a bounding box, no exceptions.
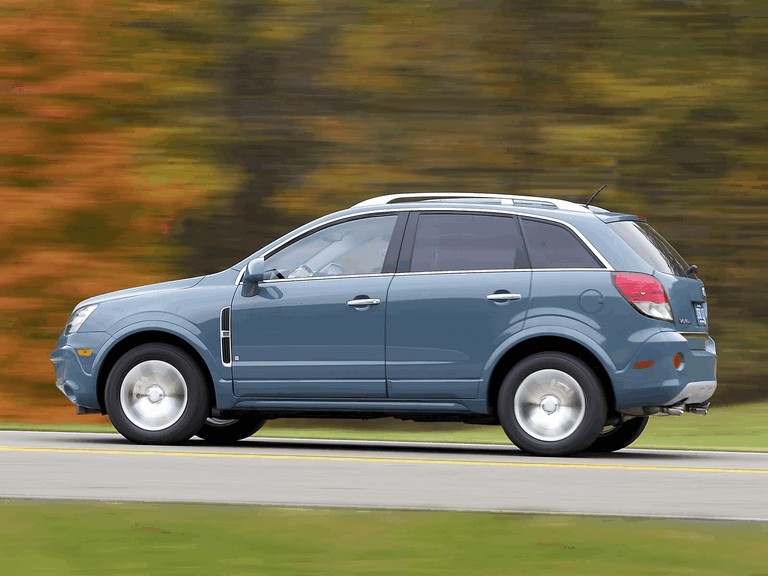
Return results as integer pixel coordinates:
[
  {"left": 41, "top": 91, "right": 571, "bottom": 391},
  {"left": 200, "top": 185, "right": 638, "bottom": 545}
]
[{"left": 0, "top": 445, "right": 766, "bottom": 475}]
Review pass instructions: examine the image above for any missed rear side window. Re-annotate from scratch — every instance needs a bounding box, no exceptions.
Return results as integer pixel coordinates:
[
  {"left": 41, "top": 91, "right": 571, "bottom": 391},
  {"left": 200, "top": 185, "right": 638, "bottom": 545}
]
[
  {"left": 521, "top": 218, "right": 603, "bottom": 269},
  {"left": 409, "top": 213, "right": 529, "bottom": 272},
  {"left": 609, "top": 221, "right": 692, "bottom": 277}
]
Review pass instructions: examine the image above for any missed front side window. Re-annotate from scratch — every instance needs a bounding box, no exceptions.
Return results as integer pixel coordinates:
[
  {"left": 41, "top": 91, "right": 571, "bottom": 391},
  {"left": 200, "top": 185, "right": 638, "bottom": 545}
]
[
  {"left": 521, "top": 218, "right": 603, "bottom": 269},
  {"left": 409, "top": 213, "right": 528, "bottom": 273},
  {"left": 266, "top": 215, "right": 398, "bottom": 278}
]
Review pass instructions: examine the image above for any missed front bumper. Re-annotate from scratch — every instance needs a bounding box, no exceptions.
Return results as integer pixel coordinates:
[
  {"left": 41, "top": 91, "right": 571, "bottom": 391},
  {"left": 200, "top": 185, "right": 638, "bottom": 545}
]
[{"left": 51, "top": 331, "right": 112, "bottom": 411}]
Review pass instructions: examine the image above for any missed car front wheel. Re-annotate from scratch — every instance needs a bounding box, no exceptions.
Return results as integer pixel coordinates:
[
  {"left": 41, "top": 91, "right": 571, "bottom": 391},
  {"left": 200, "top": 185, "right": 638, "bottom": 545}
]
[
  {"left": 104, "top": 343, "right": 210, "bottom": 444},
  {"left": 195, "top": 415, "right": 266, "bottom": 444},
  {"left": 498, "top": 352, "right": 607, "bottom": 457}
]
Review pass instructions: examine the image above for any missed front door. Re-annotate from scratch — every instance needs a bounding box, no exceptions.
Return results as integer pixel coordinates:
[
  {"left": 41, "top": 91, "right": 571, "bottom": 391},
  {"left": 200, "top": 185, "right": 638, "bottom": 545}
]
[{"left": 231, "top": 213, "right": 401, "bottom": 399}]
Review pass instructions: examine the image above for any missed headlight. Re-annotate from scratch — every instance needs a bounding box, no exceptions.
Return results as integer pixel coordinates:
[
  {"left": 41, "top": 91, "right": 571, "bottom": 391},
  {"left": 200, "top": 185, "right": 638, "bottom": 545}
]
[{"left": 64, "top": 304, "right": 98, "bottom": 335}]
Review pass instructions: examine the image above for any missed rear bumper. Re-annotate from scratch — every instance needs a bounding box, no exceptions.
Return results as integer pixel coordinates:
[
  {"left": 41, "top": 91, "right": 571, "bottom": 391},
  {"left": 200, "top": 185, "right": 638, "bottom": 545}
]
[
  {"left": 665, "top": 380, "right": 717, "bottom": 405},
  {"left": 612, "top": 331, "right": 717, "bottom": 412}
]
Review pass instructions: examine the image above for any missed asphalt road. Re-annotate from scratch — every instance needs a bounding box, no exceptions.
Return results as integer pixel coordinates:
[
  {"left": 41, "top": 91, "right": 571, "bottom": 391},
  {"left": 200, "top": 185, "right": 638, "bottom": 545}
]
[{"left": 1, "top": 431, "right": 766, "bottom": 521}]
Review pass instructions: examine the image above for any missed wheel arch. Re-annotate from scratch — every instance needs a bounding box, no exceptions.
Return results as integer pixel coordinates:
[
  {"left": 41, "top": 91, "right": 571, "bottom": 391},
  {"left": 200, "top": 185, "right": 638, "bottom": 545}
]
[
  {"left": 96, "top": 330, "right": 216, "bottom": 415},
  {"left": 485, "top": 335, "right": 616, "bottom": 418}
]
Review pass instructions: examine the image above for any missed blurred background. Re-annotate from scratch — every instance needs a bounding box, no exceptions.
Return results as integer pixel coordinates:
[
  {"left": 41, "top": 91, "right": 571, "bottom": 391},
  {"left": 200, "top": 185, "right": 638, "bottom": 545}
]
[{"left": 2, "top": 0, "right": 766, "bottom": 422}]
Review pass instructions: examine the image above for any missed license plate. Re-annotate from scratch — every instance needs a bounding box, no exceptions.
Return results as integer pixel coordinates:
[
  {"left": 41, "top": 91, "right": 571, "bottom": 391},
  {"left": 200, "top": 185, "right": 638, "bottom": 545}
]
[{"left": 694, "top": 303, "right": 707, "bottom": 327}]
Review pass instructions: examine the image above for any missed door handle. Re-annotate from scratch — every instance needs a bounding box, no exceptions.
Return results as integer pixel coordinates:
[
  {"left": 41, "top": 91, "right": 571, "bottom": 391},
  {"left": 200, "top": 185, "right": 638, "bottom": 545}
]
[
  {"left": 486, "top": 293, "right": 522, "bottom": 302},
  {"left": 347, "top": 298, "right": 381, "bottom": 307}
]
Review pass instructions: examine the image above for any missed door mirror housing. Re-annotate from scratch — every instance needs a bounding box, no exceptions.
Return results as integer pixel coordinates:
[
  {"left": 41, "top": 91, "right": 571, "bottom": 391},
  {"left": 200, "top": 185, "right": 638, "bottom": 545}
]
[
  {"left": 242, "top": 257, "right": 266, "bottom": 297},
  {"left": 243, "top": 257, "right": 266, "bottom": 284}
]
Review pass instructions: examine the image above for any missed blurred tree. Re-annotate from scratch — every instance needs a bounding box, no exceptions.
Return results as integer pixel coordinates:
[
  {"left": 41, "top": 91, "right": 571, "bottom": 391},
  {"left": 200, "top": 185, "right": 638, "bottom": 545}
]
[
  {"left": 1, "top": 0, "right": 767, "bottom": 418},
  {"left": 174, "top": 0, "right": 335, "bottom": 272},
  {"left": 0, "top": 0, "right": 233, "bottom": 417}
]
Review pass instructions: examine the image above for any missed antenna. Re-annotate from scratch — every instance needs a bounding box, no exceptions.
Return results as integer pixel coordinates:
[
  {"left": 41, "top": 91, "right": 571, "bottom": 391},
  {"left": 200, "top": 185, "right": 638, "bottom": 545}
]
[{"left": 585, "top": 184, "right": 607, "bottom": 207}]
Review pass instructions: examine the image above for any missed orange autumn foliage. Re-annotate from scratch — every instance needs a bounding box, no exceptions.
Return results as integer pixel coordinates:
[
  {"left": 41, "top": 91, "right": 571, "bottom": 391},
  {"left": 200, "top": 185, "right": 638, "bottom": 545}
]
[{"left": 0, "top": 1, "right": 215, "bottom": 421}]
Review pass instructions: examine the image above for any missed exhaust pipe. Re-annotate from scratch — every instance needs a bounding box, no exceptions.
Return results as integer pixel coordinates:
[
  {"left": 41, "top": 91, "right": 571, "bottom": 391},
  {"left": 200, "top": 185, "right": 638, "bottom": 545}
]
[
  {"left": 686, "top": 402, "right": 710, "bottom": 416},
  {"left": 660, "top": 403, "right": 685, "bottom": 416},
  {"left": 639, "top": 401, "right": 711, "bottom": 417}
]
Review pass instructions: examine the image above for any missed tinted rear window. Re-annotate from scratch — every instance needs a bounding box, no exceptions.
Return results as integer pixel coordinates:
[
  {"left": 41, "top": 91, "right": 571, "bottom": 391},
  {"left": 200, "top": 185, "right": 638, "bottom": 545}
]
[
  {"left": 609, "top": 221, "right": 692, "bottom": 277},
  {"left": 410, "top": 213, "right": 529, "bottom": 272},
  {"left": 521, "top": 218, "right": 603, "bottom": 269}
]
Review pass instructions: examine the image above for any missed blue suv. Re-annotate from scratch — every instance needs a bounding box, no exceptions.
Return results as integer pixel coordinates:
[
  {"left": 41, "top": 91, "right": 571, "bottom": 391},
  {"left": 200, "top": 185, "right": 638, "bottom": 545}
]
[{"left": 51, "top": 193, "right": 717, "bottom": 456}]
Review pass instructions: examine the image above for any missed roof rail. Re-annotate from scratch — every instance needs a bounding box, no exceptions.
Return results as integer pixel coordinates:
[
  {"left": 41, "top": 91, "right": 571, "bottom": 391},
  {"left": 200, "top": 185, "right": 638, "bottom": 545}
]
[{"left": 353, "top": 193, "right": 587, "bottom": 211}]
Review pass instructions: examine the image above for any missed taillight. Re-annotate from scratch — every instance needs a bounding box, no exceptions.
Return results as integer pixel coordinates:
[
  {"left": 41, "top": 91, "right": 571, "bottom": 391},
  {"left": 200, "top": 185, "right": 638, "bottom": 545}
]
[{"left": 613, "top": 273, "right": 673, "bottom": 322}]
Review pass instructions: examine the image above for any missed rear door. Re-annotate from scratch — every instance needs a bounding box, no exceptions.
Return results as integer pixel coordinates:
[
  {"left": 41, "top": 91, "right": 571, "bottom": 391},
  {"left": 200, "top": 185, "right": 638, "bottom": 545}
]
[{"left": 385, "top": 211, "right": 531, "bottom": 400}]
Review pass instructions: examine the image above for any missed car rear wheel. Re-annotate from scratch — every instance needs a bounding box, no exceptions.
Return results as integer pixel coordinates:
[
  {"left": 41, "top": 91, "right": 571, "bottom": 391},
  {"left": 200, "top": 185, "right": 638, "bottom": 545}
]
[
  {"left": 195, "top": 415, "right": 266, "bottom": 444},
  {"left": 498, "top": 352, "right": 607, "bottom": 457},
  {"left": 585, "top": 416, "right": 649, "bottom": 453},
  {"left": 105, "top": 343, "right": 210, "bottom": 444}
]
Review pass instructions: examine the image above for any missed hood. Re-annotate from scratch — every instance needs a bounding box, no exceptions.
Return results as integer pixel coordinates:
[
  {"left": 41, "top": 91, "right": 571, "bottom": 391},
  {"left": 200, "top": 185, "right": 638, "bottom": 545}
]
[{"left": 76, "top": 276, "right": 205, "bottom": 308}]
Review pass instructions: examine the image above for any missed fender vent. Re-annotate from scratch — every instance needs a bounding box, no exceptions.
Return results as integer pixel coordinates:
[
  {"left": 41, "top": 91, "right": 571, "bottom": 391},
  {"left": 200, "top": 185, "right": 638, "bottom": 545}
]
[{"left": 220, "top": 307, "right": 232, "bottom": 366}]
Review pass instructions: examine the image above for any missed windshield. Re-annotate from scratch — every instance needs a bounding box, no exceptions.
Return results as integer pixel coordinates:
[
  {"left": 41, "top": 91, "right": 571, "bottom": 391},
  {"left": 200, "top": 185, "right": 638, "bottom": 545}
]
[{"left": 609, "top": 221, "right": 694, "bottom": 278}]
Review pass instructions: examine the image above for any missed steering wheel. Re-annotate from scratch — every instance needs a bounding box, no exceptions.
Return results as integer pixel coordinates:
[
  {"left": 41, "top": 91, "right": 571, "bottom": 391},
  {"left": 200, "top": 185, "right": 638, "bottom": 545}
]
[{"left": 288, "top": 264, "right": 314, "bottom": 279}]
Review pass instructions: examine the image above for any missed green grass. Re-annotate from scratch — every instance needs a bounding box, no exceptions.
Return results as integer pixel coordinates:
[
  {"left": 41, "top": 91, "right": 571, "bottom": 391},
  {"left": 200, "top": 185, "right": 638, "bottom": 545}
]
[
  {"left": 0, "top": 422, "right": 115, "bottom": 433},
  {"left": 2, "top": 400, "right": 766, "bottom": 452},
  {"left": 0, "top": 501, "right": 765, "bottom": 575}
]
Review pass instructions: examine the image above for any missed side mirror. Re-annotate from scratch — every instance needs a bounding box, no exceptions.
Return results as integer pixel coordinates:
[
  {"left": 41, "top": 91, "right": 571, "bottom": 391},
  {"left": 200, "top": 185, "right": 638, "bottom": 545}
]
[{"left": 241, "top": 257, "right": 266, "bottom": 297}]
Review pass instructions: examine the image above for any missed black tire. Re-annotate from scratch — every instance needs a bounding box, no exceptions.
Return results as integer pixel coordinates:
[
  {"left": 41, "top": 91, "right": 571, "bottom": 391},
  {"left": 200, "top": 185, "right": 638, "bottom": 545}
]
[
  {"left": 498, "top": 352, "right": 607, "bottom": 457},
  {"left": 195, "top": 415, "right": 266, "bottom": 444},
  {"left": 585, "top": 416, "right": 649, "bottom": 453},
  {"left": 104, "top": 343, "right": 210, "bottom": 444}
]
